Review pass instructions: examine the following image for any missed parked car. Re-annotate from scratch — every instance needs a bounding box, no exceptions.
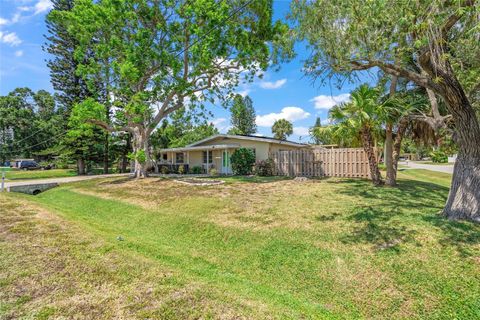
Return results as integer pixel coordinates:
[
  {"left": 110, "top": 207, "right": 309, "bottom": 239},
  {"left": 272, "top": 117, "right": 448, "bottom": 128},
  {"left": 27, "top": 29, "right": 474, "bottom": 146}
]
[{"left": 19, "top": 160, "right": 41, "bottom": 170}]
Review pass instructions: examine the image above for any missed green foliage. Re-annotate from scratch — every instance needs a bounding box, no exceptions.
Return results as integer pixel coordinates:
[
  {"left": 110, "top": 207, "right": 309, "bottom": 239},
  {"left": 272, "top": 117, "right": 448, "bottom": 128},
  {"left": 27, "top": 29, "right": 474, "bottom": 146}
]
[
  {"left": 128, "top": 150, "right": 147, "bottom": 164},
  {"left": 255, "top": 158, "right": 275, "bottom": 176},
  {"left": 310, "top": 117, "right": 322, "bottom": 144},
  {"left": 228, "top": 95, "right": 257, "bottom": 135},
  {"left": 0, "top": 88, "right": 64, "bottom": 162},
  {"left": 51, "top": 0, "right": 283, "bottom": 169},
  {"left": 45, "top": 0, "right": 93, "bottom": 113},
  {"left": 430, "top": 150, "right": 448, "bottom": 163},
  {"left": 230, "top": 148, "right": 255, "bottom": 175},
  {"left": 291, "top": 0, "right": 479, "bottom": 90},
  {"left": 209, "top": 168, "right": 218, "bottom": 176},
  {"left": 190, "top": 166, "right": 202, "bottom": 174},
  {"left": 327, "top": 84, "right": 403, "bottom": 147},
  {"left": 178, "top": 165, "right": 185, "bottom": 175},
  {"left": 151, "top": 108, "right": 219, "bottom": 149},
  {"left": 160, "top": 166, "right": 169, "bottom": 175},
  {"left": 271, "top": 119, "right": 293, "bottom": 141}
]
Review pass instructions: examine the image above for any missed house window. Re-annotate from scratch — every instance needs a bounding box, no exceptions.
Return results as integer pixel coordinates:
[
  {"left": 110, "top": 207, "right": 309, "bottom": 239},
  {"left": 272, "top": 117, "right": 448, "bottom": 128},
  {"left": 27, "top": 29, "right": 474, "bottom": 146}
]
[
  {"left": 202, "top": 150, "right": 213, "bottom": 164},
  {"left": 162, "top": 154, "right": 167, "bottom": 161},
  {"left": 176, "top": 152, "right": 184, "bottom": 163}
]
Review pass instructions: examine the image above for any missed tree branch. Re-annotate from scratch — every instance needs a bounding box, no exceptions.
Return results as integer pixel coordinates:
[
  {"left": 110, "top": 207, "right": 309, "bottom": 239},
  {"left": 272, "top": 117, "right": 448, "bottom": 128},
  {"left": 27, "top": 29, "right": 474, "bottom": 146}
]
[{"left": 88, "top": 119, "right": 133, "bottom": 133}]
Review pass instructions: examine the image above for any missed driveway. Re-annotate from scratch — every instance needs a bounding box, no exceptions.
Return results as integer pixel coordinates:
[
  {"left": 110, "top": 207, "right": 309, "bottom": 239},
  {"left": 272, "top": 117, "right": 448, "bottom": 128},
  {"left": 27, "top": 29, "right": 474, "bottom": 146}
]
[
  {"left": 3, "top": 173, "right": 130, "bottom": 189},
  {"left": 399, "top": 161, "right": 454, "bottom": 174}
]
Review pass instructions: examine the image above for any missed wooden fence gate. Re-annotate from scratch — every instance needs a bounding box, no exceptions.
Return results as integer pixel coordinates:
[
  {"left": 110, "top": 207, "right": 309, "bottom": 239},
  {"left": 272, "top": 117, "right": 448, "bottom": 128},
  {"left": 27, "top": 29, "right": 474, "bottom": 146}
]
[{"left": 269, "top": 148, "right": 371, "bottom": 179}]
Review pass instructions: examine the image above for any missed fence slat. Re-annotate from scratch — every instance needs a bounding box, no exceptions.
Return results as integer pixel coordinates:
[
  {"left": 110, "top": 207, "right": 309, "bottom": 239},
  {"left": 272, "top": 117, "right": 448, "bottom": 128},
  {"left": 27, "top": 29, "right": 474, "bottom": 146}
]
[{"left": 270, "top": 148, "right": 370, "bottom": 179}]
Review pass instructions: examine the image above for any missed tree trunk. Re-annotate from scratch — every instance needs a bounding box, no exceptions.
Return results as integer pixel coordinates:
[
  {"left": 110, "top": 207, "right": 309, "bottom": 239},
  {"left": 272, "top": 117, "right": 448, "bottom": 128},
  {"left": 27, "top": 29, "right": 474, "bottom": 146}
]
[
  {"left": 392, "top": 117, "right": 408, "bottom": 176},
  {"left": 385, "top": 74, "right": 398, "bottom": 186},
  {"left": 120, "top": 133, "right": 131, "bottom": 173},
  {"left": 361, "top": 127, "right": 383, "bottom": 186},
  {"left": 385, "top": 123, "right": 395, "bottom": 186},
  {"left": 440, "top": 83, "right": 480, "bottom": 222},
  {"left": 132, "top": 128, "right": 148, "bottom": 179},
  {"left": 416, "top": 53, "right": 480, "bottom": 222},
  {"left": 77, "top": 158, "right": 86, "bottom": 175},
  {"left": 103, "top": 132, "right": 109, "bottom": 174}
]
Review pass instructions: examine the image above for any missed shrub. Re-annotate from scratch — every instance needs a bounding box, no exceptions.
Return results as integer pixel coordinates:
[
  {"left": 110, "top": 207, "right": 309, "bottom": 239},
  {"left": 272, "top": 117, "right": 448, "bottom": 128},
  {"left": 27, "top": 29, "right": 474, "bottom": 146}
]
[
  {"left": 430, "top": 150, "right": 448, "bottom": 163},
  {"left": 255, "top": 158, "right": 275, "bottom": 176},
  {"left": 178, "top": 165, "right": 185, "bottom": 174},
  {"left": 190, "top": 166, "right": 202, "bottom": 174},
  {"left": 209, "top": 168, "right": 218, "bottom": 176},
  {"left": 231, "top": 148, "right": 255, "bottom": 175},
  {"left": 160, "top": 166, "right": 169, "bottom": 174}
]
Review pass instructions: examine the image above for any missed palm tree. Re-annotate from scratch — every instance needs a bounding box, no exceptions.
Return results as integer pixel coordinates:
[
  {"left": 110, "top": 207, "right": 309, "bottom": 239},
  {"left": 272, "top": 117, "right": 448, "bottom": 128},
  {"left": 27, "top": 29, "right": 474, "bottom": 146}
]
[
  {"left": 329, "top": 84, "right": 393, "bottom": 185},
  {"left": 272, "top": 119, "right": 293, "bottom": 140}
]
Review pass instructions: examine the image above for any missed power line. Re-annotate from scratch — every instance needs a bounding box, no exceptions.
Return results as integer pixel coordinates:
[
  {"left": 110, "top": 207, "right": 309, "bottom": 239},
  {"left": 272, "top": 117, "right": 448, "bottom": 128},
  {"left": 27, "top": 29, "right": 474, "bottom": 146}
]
[
  {"left": 8, "top": 127, "right": 49, "bottom": 147},
  {"left": 0, "top": 131, "right": 65, "bottom": 157}
]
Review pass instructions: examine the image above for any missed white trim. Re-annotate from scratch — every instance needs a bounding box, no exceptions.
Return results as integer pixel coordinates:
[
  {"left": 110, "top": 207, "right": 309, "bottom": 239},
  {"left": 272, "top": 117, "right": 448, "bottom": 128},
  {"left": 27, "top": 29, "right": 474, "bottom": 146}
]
[{"left": 186, "top": 134, "right": 308, "bottom": 148}]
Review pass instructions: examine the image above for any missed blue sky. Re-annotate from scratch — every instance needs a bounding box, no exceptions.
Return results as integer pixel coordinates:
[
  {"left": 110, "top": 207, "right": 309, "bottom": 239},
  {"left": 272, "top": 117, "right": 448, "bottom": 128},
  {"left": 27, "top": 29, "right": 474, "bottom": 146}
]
[{"left": 0, "top": 0, "right": 372, "bottom": 142}]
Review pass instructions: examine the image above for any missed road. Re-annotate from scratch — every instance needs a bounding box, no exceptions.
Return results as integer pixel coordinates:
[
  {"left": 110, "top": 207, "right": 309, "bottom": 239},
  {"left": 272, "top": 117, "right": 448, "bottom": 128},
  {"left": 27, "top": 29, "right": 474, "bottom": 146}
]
[
  {"left": 3, "top": 173, "right": 130, "bottom": 189},
  {"left": 399, "top": 161, "right": 454, "bottom": 174}
]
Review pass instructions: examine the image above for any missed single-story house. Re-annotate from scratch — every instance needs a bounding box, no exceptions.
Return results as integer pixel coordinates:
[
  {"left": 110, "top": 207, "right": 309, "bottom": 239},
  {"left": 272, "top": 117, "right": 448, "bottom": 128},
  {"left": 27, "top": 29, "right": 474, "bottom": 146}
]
[{"left": 157, "top": 134, "right": 309, "bottom": 174}]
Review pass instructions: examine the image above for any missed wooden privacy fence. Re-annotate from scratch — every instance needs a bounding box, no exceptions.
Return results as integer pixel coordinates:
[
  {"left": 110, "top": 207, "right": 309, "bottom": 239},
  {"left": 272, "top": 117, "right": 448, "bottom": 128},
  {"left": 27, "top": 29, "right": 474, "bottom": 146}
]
[{"left": 270, "top": 148, "right": 371, "bottom": 179}]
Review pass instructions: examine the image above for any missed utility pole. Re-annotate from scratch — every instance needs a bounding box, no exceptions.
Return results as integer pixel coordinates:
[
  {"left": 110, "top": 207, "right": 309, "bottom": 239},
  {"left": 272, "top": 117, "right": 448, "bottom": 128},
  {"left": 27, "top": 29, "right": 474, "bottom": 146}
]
[{"left": 1, "top": 171, "right": 5, "bottom": 192}]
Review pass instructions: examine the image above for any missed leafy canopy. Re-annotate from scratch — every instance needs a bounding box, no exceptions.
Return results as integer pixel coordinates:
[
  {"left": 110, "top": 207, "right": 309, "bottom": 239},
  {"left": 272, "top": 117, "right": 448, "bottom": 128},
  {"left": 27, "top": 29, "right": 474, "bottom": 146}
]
[
  {"left": 53, "top": 0, "right": 284, "bottom": 136},
  {"left": 228, "top": 94, "right": 257, "bottom": 135},
  {"left": 271, "top": 118, "right": 293, "bottom": 141}
]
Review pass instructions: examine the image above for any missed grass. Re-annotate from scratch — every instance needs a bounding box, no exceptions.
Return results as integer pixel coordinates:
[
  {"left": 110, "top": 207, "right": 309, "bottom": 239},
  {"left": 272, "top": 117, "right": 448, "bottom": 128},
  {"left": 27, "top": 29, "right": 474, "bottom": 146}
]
[
  {"left": 2, "top": 168, "right": 77, "bottom": 180},
  {"left": 1, "top": 169, "right": 479, "bottom": 319}
]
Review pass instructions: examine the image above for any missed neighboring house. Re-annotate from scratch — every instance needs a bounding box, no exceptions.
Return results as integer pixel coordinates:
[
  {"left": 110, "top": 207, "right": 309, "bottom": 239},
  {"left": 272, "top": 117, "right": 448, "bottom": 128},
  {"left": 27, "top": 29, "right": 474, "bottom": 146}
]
[{"left": 157, "top": 134, "right": 308, "bottom": 174}]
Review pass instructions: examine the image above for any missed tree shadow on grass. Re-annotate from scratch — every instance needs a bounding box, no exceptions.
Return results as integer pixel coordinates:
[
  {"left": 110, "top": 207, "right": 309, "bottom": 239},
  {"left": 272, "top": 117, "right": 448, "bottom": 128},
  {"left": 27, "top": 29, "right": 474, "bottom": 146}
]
[
  {"left": 340, "top": 206, "right": 418, "bottom": 253},
  {"left": 334, "top": 179, "right": 474, "bottom": 253},
  {"left": 422, "top": 215, "right": 480, "bottom": 257},
  {"left": 98, "top": 177, "right": 134, "bottom": 185}
]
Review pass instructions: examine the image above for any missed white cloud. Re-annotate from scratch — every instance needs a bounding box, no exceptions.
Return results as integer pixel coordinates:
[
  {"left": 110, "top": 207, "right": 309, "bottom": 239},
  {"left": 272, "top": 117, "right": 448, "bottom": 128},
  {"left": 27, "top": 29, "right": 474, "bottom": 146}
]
[
  {"left": 34, "top": 0, "right": 53, "bottom": 15},
  {"left": 211, "top": 117, "right": 227, "bottom": 127},
  {"left": 237, "top": 89, "right": 251, "bottom": 97},
  {"left": 256, "top": 106, "right": 310, "bottom": 127},
  {"left": 11, "top": 13, "right": 21, "bottom": 23},
  {"left": 211, "top": 117, "right": 230, "bottom": 133},
  {"left": 259, "top": 78, "right": 287, "bottom": 89},
  {"left": 14, "top": 50, "right": 24, "bottom": 57},
  {"left": 310, "top": 93, "right": 350, "bottom": 110},
  {"left": 0, "top": 17, "right": 8, "bottom": 26},
  {"left": 293, "top": 126, "right": 310, "bottom": 136},
  {"left": 0, "top": 32, "right": 22, "bottom": 46}
]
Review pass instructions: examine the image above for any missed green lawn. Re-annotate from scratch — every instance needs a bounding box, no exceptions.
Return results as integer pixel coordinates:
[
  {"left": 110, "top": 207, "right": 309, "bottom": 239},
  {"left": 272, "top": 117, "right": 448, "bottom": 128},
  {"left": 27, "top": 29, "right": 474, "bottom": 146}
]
[
  {"left": 1, "top": 170, "right": 479, "bottom": 319},
  {"left": 1, "top": 168, "right": 77, "bottom": 180}
]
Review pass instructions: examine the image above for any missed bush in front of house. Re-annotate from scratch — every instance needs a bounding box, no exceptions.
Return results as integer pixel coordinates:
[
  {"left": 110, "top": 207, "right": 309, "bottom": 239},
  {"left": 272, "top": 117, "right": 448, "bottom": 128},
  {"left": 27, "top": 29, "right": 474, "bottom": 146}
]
[
  {"left": 160, "top": 166, "right": 169, "bottom": 174},
  {"left": 255, "top": 158, "right": 275, "bottom": 176},
  {"left": 231, "top": 148, "right": 255, "bottom": 175},
  {"left": 178, "top": 165, "right": 185, "bottom": 174},
  {"left": 190, "top": 166, "right": 202, "bottom": 174},
  {"left": 430, "top": 150, "right": 448, "bottom": 163}
]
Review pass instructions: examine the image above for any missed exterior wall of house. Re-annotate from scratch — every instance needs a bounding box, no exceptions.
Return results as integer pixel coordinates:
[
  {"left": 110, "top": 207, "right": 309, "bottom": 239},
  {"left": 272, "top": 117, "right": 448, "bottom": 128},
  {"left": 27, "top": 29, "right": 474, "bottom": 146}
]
[
  {"left": 195, "top": 137, "right": 307, "bottom": 161},
  {"left": 157, "top": 136, "right": 309, "bottom": 174},
  {"left": 159, "top": 150, "right": 223, "bottom": 172},
  {"left": 196, "top": 137, "right": 270, "bottom": 161}
]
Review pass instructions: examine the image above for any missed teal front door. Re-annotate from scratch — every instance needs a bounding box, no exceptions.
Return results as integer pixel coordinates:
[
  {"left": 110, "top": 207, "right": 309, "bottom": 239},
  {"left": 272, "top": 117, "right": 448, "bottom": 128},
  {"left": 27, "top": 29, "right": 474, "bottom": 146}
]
[{"left": 222, "top": 150, "right": 231, "bottom": 174}]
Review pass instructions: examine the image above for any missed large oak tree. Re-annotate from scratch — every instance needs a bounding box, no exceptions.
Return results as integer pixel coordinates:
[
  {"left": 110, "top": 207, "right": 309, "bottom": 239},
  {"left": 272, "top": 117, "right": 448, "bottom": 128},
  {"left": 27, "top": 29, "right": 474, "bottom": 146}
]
[
  {"left": 291, "top": 0, "right": 480, "bottom": 222},
  {"left": 53, "top": 0, "right": 284, "bottom": 178}
]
